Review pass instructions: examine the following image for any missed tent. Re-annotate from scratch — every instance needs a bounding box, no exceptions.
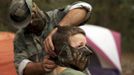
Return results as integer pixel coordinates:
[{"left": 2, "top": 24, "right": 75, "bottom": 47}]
[
  {"left": 80, "top": 25, "right": 122, "bottom": 75},
  {"left": 0, "top": 32, "right": 17, "bottom": 75}
]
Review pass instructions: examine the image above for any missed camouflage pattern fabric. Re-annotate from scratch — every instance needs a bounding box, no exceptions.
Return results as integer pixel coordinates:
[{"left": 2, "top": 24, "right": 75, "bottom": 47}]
[{"left": 14, "top": 6, "right": 68, "bottom": 70}]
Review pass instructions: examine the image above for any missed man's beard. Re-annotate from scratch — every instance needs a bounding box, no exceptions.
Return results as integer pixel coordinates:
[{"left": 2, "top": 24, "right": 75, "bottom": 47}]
[{"left": 26, "top": 19, "right": 45, "bottom": 35}]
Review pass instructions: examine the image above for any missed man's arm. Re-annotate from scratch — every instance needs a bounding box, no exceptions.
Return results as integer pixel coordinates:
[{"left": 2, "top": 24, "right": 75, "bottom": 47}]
[
  {"left": 14, "top": 31, "right": 32, "bottom": 75},
  {"left": 23, "top": 62, "right": 44, "bottom": 75},
  {"left": 59, "top": 8, "right": 88, "bottom": 26},
  {"left": 14, "top": 31, "right": 56, "bottom": 75},
  {"left": 23, "top": 56, "right": 56, "bottom": 75},
  {"left": 59, "top": 1, "right": 92, "bottom": 26},
  {"left": 16, "top": 53, "right": 56, "bottom": 75}
]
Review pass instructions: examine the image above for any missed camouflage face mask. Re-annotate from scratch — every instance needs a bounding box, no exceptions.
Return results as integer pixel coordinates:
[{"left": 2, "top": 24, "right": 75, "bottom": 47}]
[{"left": 55, "top": 43, "right": 92, "bottom": 71}]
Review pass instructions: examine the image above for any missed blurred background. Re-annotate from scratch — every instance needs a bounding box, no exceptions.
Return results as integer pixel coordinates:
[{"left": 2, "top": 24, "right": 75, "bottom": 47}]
[{"left": 0, "top": 0, "right": 134, "bottom": 75}]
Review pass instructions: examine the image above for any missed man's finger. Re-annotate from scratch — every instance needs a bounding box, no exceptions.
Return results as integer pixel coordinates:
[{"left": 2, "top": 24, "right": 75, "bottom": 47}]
[
  {"left": 41, "top": 64, "right": 55, "bottom": 72},
  {"left": 45, "top": 38, "right": 50, "bottom": 52},
  {"left": 46, "top": 38, "right": 56, "bottom": 57},
  {"left": 48, "top": 36, "right": 54, "bottom": 51},
  {"left": 51, "top": 28, "right": 58, "bottom": 35},
  {"left": 46, "top": 37, "right": 52, "bottom": 52},
  {"left": 45, "top": 64, "right": 57, "bottom": 69},
  {"left": 44, "top": 60, "right": 55, "bottom": 64},
  {"left": 44, "top": 37, "right": 53, "bottom": 54},
  {"left": 43, "top": 68, "right": 52, "bottom": 72},
  {"left": 44, "top": 40, "right": 49, "bottom": 53},
  {"left": 43, "top": 57, "right": 55, "bottom": 64}
]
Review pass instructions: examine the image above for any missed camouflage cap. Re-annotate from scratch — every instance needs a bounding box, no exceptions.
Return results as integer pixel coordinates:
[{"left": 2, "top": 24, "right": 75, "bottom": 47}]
[{"left": 8, "top": 0, "right": 32, "bottom": 29}]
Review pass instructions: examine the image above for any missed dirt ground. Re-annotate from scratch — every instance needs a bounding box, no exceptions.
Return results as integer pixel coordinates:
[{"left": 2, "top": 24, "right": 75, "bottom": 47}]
[{"left": 121, "top": 52, "right": 134, "bottom": 75}]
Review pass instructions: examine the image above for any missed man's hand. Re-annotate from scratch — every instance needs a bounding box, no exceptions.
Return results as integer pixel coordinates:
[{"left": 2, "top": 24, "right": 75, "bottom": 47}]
[
  {"left": 41, "top": 56, "right": 57, "bottom": 73},
  {"left": 43, "top": 28, "right": 57, "bottom": 56},
  {"left": 23, "top": 56, "right": 57, "bottom": 75}
]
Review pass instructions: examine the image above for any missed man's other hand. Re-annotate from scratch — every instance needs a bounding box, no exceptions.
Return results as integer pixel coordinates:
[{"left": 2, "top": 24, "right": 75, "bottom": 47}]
[
  {"left": 41, "top": 56, "right": 57, "bottom": 73},
  {"left": 43, "top": 28, "right": 57, "bottom": 56}
]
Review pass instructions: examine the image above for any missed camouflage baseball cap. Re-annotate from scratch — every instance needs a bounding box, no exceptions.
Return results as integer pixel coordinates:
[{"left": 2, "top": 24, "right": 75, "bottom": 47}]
[{"left": 9, "top": 0, "right": 32, "bottom": 29}]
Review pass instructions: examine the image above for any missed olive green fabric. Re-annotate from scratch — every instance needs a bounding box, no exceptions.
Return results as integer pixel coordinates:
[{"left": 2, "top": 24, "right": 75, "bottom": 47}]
[
  {"left": 60, "top": 68, "right": 86, "bottom": 75},
  {"left": 46, "top": 68, "right": 86, "bottom": 75}
]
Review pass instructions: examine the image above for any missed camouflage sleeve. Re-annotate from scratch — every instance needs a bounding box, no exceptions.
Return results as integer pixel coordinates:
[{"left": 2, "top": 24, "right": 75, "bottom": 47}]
[
  {"left": 14, "top": 30, "right": 29, "bottom": 71},
  {"left": 46, "top": 8, "right": 66, "bottom": 27}
]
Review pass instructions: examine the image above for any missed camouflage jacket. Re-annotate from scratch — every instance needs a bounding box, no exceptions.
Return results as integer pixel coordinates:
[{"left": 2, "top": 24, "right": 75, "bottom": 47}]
[{"left": 14, "top": 7, "right": 66, "bottom": 69}]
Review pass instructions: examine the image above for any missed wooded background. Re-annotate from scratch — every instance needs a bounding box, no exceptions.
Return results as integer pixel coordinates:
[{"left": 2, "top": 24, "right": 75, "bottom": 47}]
[{"left": 0, "top": 0, "right": 134, "bottom": 52}]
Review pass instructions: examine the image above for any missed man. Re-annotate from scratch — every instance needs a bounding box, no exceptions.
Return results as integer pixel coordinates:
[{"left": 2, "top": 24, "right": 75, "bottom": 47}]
[
  {"left": 8, "top": 0, "right": 92, "bottom": 75},
  {"left": 46, "top": 26, "right": 92, "bottom": 75}
]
